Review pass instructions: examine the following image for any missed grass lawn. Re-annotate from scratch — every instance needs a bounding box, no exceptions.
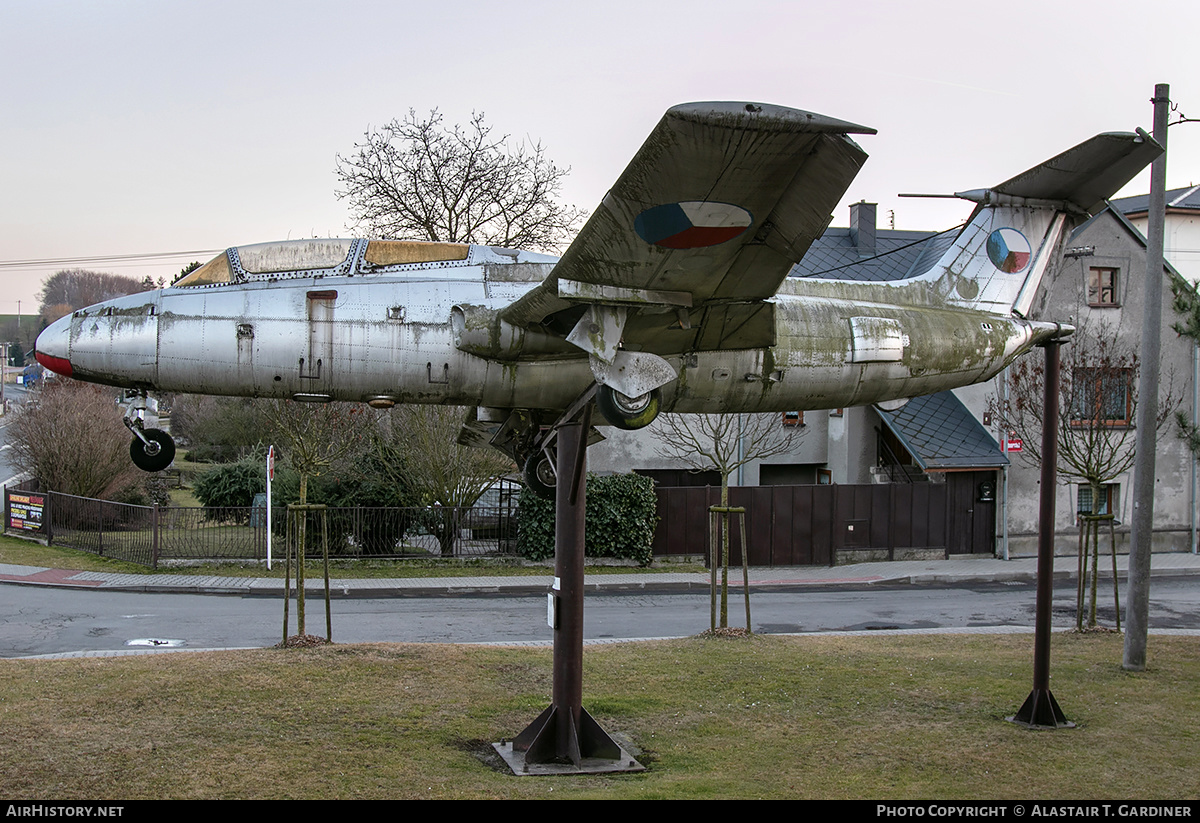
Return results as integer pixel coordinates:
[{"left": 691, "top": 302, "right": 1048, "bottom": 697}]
[
  {"left": 0, "top": 534, "right": 150, "bottom": 575},
  {"left": 0, "top": 632, "right": 1195, "bottom": 799}
]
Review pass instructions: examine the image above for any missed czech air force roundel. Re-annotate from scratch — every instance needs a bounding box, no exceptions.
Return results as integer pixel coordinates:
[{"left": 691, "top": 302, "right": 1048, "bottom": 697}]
[
  {"left": 634, "top": 201, "right": 753, "bottom": 249},
  {"left": 986, "top": 228, "right": 1032, "bottom": 273}
]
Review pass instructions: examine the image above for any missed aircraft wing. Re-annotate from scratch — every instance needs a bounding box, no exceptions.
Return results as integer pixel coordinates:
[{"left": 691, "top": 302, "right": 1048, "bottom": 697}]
[{"left": 499, "top": 103, "right": 875, "bottom": 355}]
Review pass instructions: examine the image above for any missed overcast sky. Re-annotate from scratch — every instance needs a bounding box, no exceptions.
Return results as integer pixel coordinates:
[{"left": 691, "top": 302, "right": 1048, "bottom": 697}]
[{"left": 1, "top": 0, "right": 1196, "bottom": 316}]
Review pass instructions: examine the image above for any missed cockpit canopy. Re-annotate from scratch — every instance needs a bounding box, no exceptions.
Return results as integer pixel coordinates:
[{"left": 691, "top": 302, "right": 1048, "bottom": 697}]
[{"left": 175, "top": 239, "right": 472, "bottom": 287}]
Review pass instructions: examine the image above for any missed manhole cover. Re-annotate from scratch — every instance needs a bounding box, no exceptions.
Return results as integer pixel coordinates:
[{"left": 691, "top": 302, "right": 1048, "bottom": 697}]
[{"left": 126, "top": 638, "right": 184, "bottom": 647}]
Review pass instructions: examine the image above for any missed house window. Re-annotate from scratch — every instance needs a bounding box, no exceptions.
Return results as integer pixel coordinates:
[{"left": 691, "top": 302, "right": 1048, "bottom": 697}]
[
  {"left": 782, "top": 411, "right": 804, "bottom": 427},
  {"left": 1070, "top": 368, "right": 1133, "bottom": 426},
  {"left": 1087, "top": 267, "right": 1119, "bottom": 307},
  {"left": 1077, "top": 484, "right": 1118, "bottom": 518}
]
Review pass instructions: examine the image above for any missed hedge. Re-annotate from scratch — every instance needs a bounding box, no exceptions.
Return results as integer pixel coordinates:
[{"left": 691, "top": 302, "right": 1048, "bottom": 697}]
[{"left": 516, "top": 472, "right": 658, "bottom": 566}]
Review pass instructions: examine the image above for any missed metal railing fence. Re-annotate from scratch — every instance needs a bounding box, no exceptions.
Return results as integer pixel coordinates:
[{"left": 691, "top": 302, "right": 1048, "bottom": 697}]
[{"left": 3, "top": 486, "right": 519, "bottom": 569}]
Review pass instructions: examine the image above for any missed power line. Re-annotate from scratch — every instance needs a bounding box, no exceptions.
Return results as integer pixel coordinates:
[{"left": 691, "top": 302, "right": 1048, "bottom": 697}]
[{"left": 0, "top": 250, "right": 221, "bottom": 270}]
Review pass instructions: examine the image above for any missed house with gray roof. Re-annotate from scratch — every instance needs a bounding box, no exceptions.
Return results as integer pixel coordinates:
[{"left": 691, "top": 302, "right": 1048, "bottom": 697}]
[
  {"left": 993, "top": 202, "right": 1197, "bottom": 555},
  {"left": 1111, "top": 185, "right": 1200, "bottom": 283}
]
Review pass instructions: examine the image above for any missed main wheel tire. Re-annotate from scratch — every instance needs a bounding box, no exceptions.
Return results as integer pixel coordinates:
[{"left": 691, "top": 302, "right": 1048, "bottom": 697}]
[
  {"left": 597, "top": 385, "right": 662, "bottom": 430},
  {"left": 523, "top": 451, "right": 557, "bottom": 500},
  {"left": 130, "top": 428, "right": 176, "bottom": 473}
]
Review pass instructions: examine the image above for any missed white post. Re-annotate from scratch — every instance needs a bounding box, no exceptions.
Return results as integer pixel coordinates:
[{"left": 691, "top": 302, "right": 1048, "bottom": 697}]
[{"left": 266, "top": 445, "right": 275, "bottom": 570}]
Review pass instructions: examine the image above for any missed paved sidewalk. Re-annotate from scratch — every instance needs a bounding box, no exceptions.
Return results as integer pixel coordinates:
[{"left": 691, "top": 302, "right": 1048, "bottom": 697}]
[{"left": 1, "top": 551, "right": 1198, "bottom": 597}]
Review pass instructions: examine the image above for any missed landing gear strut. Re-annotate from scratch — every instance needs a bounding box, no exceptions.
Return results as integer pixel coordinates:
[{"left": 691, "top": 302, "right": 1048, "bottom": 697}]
[
  {"left": 518, "top": 383, "right": 662, "bottom": 499},
  {"left": 122, "top": 391, "right": 176, "bottom": 473}
]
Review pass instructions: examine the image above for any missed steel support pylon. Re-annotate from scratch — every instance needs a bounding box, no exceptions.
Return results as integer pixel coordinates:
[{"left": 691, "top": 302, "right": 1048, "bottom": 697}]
[
  {"left": 1009, "top": 341, "right": 1074, "bottom": 729},
  {"left": 494, "top": 413, "right": 644, "bottom": 774}
]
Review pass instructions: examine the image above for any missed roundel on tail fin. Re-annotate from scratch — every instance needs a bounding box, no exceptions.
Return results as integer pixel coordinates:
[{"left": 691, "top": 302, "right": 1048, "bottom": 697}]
[{"left": 986, "top": 228, "right": 1031, "bottom": 273}]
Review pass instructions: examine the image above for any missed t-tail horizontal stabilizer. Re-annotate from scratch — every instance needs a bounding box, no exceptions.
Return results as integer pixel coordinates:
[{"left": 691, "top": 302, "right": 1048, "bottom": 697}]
[{"left": 919, "top": 130, "right": 1162, "bottom": 318}]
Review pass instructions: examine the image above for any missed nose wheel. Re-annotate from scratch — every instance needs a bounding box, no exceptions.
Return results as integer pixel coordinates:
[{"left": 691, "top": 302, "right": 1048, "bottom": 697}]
[{"left": 129, "top": 428, "right": 176, "bottom": 473}]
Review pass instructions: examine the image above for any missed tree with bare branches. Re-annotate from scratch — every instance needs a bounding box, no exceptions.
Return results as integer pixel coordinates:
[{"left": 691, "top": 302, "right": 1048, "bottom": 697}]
[
  {"left": 370, "top": 405, "right": 514, "bottom": 555},
  {"left": 335, "top": 109, "right": 584, "bottom": 252},
  {"left": 651, "top": 413, "right": 806, "bottom": 631},
  {"left": 262, "top": 400, "right": 366, "bottom": 643},
  {"left": 989, "top": 322, "right": 1179, "bottom": 629},
  {"left": 336, "top": 109, "right": 573, "bottom": 551},
  {"left": 38, "top": 269, "right": 146, "bottom": 325},
  {"left": 10, "top": 380, "right": 146, "bottom": 500}
]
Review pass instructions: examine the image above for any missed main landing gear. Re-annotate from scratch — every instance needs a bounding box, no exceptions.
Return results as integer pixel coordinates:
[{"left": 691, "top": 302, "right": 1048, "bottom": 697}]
[
  {"left": 596, "top": 385, "right": 661, "bottom": 431},
  {"left": 122, "top": 391, "right": 176, "bottom": 473},
  {"left": 520, "top": 384, "right": 663, "bottom": 500},
  {"left": 523, "top": 450, "right": 557, "bottom": 499}
]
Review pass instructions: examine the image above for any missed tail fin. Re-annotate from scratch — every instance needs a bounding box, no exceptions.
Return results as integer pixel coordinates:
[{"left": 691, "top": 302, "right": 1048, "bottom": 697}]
[{"left": 924, "top": 131, "right": 1162, "bottom": 317}]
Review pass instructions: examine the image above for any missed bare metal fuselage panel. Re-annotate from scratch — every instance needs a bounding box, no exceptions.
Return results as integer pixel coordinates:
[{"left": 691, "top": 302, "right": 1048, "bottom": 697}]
[{"left": 45, "top": 246, "right": 1059, "bottom": 415}]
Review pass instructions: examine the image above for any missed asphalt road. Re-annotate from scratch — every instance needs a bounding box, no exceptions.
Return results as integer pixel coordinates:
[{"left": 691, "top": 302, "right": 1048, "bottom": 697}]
[
  {"left": 0, "top": 382, "right": 31, "bottom": 484},
  {"left": 4, "top": 577, "right": 1198, "bottom": 658}
]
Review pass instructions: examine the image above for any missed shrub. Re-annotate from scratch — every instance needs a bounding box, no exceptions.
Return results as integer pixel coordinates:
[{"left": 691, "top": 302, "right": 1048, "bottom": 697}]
[
  {"left": 517, "top": 473, "right": 658, "bottom": 566},
  {"left": 193, "top": 458, "right": 265, "bottom": 511}
]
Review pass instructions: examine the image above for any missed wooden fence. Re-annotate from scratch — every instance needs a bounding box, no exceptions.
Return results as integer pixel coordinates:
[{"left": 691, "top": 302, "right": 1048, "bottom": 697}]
[{"left": 652, "top": 483, "right": 967, "bottom": 565}]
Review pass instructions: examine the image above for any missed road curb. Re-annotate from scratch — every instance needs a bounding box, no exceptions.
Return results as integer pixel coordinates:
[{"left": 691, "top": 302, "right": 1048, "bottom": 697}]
[{"left": 1, "top": 557, "right": 1198, "bottom": 597}]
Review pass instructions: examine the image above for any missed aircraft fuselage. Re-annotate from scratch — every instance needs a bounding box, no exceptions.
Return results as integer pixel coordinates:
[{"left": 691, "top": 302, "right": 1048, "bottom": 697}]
[{"left": 35, "top": 251, "right": 1057, "bottom": 418}]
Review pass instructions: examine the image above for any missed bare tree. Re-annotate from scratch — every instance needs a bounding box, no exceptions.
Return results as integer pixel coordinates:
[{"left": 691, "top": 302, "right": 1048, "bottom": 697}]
[
  {"left": 170, "top": 395, "right": 276, "bottom": 463},
  {"left": 9, "top": 380, "right": 145, "bottom": 500},
  {"left": 989, "top": 322, "right": 1179, "bottom": 629},
  {"left": 336, "top": 108, "right": 574, "bottom": 550},
  {"left": 335, "top": 109, "right": 584, "bottom": 252},
  {"left": 652, "top": 413, "right": 806, "bottom": 631},
  {"left": 262, "top": 400, "right": 366, "bottom": 642},
  {"left": 262, "top": 401, "right": 366, "bottom": 503},
  {"left": 371, "top": 405, "right": 514, "bottom": 555},
  {"left": 38, "top": 269, "right": 146, "bottom": 325}
]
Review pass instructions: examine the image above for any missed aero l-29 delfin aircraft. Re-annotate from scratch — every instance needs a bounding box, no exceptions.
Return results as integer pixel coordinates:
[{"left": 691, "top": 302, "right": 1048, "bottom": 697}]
[{"left": 34, "top": 102, "right": 1162, "bottom": 492}]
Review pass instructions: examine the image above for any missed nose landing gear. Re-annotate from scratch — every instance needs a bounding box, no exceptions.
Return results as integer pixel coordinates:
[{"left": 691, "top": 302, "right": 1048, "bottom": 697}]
[{"left": 122, "top": 391, "right": 176, "bottom": 473}]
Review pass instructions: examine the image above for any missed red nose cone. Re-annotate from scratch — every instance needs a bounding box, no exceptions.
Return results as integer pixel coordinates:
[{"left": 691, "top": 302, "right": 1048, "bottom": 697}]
[{"left": 35, "top": 350, "right": 73, "bottom": 377}]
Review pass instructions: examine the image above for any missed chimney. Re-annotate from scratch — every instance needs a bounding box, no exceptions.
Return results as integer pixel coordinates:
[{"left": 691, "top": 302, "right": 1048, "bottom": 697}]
[{"left": 849, "top": 201, "right": 877, "bottom": 259}]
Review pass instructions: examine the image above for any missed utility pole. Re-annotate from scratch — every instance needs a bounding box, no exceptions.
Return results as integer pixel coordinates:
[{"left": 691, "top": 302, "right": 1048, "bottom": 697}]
[{"left": 1124, "top": 83, "right": 1170, "bottom": 672}]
